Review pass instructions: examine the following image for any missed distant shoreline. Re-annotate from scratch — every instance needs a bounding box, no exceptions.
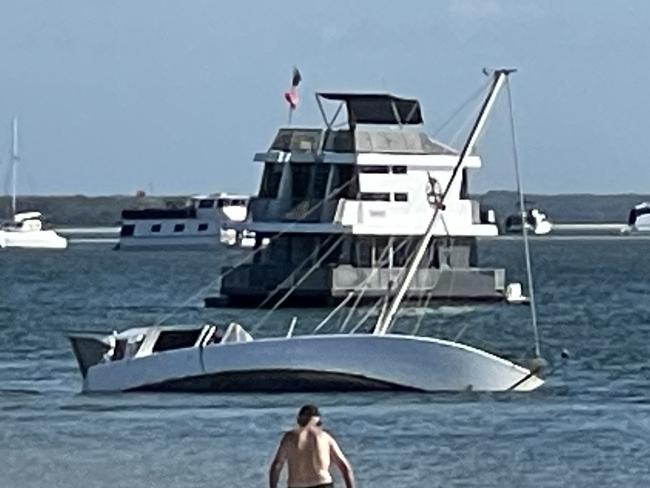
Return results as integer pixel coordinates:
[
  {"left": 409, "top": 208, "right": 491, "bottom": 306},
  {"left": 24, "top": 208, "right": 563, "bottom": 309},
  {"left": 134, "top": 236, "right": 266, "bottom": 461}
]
[{"left": 1, "top": 191, "right": 646, "bottom": 226}]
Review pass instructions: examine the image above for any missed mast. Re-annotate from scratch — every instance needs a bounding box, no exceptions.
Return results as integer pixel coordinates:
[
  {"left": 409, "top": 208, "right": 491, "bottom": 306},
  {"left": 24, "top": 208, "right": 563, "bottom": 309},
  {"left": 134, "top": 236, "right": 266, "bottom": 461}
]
[
  {"left": 373, "top": 69, "right": 514, "bottom": 336},
  {"left": 11, "top": 117, "right": 19, "bottom": 215}
]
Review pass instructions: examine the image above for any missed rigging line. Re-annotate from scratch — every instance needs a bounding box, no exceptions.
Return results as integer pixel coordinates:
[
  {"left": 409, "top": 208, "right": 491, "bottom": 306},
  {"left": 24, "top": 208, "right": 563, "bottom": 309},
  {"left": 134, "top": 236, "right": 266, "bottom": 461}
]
[
  {"left": 153, "top": 275, "right": 224, "bottom": 326},
  {"left": 506, "top": 78, "right": 541, "bottom": 358},
  {"left": 251, "top": 234, "right": 345, "bottom": 332},
  {"left": 217, "top": 176, "right": 357, "bottom": 283},
  {"left": 448, "top": 90, "right": 488, "bottom": 150},
  {"left": 311, "top": 291, "right": 355, "bottom": 334},
  {"left": 151, "top": 177, "right": 356, "bottom": 327},
  {"left": 432, "top": 79, "right": 492, "bottom": 139},
  {"left": 255, "top": 235, "right": 333, "bottom": 310},
  {"left": 338, "top": 238, "right": 409, "bottom": 333},
  {"left": 413, "top": 218, "right": 459, "bottom": 337},
  {"left": 348, "top": 296, "right": 384, "bottom": 334}
]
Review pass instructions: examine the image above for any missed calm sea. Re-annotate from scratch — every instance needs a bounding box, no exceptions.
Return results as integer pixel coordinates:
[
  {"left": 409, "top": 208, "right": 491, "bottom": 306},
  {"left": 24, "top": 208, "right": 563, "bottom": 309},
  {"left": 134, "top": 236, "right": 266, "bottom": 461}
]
[{"left": 1, "top": 239, "right": 649, "bottom": 487}]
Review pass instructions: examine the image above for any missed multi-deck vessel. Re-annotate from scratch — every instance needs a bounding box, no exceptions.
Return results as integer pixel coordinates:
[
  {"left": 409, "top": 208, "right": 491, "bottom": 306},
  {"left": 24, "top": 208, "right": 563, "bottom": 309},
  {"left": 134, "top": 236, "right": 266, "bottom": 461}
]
[
  {"left": 116, "top": 193, "right": 249, "bottom": 250},
  {"left": 209, "top": 92, "right": 511, "bottom": 307}
]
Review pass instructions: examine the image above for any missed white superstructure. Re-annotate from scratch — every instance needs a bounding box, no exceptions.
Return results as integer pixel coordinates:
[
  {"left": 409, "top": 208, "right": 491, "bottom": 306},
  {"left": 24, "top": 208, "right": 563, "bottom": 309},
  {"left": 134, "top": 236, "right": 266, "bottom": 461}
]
[
  {"left": 116, "top": 193, "right": 249, "bottom": 250},
  {"left": 216, "top": 91, "right": 508, "bottom": 306}
]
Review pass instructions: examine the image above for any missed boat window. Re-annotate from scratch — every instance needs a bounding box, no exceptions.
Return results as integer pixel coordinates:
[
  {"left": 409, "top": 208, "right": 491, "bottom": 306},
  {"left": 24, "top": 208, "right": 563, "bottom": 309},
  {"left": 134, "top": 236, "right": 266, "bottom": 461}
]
[
  {"left": 152, "top": 329, "right": 203, "bottom": 353},
  {"left": 290, "top": 163, "right": 312, "bottom": 199},
  {"left": 330, "top": 165, "right": 358, "bottom": 200},
  {"left": 359, "top": 165, "right": 389, "bottom": 174},
  {"left": 393, "top": 238, "right": 416, "bottom": 267},
  {"left": 354, "top": 239, "right": 372, "bottom": 267},
  {"left": 198, "top": 199, "right": 215, "bottom": 209},
  {"left": 151, "top": 224, "right": 161, "bottom": 232},
  {"left": 360, "top": 192, "right": 390, "bottom": 201},
  {"left": 198, "top": 223, "right": 208, "bottom": 232},
  {"left": 120, "top": 225, "right": 135, "bottom": 237},
  {"left": 392, "top": 166, "right": 407, "bottom": 174},
  {"left": 312, "top": 164, "right": 330, "bottom": 198},
  {"left": 394, "top": 193, "right": 408, "bottom": 202},
  {"left": 259, "top": 163, "right": 283, "bottom": 198},
  {"left": 174, "top": 224, "right": 185, "bottom": 232}
]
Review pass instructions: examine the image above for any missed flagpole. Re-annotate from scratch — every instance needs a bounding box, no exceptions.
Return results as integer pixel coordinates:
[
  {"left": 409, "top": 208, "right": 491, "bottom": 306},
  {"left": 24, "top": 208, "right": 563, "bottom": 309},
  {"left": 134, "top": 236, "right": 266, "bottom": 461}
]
[{"left": 288, "top": 107, "right": 293, "bottom": 126}]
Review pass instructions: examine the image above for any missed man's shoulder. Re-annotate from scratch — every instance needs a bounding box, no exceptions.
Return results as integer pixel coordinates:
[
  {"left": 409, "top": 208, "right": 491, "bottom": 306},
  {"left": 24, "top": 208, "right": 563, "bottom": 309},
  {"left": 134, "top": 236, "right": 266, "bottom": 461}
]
[{"left": 281, "top": 429, "right": 298, "bottom": 442}]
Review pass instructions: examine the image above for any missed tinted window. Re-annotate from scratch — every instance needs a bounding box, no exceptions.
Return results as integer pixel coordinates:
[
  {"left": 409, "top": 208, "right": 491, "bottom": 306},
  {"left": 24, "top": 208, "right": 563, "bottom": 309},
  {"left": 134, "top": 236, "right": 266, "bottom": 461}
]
[
  {"left": 330, "top": 165, "right": 358, "bottom": 200},
  {"left": 120, "top": 224, "right": 135, "bottom": 237},
  {"left": 313, "top": 164, "right": 330, "bottom": 198},
  {"left": 360, "top": 193, "right": 390, "bottom": 201},
  {"left": 198, "top": 223, "right": 208, "bottom": 232},
  {"left": 151, "top": 224, "right": 161, "bottom": 232},
  {"left": 174, "top": 224, "right": 185, "bottom": 232},
  {"left": 259, "top": 163, "right": 283, "bottom": 198},
  {"left": 153, "top": 329, "right": 203, "bottom": 353},
  {"left": 198, "top": 199, "right": 215, "bottom": 208},
  {"left": 359, "top": 165, "right": 389, "bottom": 173},
  {"left": 394, "top": 193, "right": 408, "bottom": 202},
  {"left": 392, "top": 166, "right": 407, "bottom": 174},
  {"left": 290, "top": 164, "right": 312, "bottom": 199}
]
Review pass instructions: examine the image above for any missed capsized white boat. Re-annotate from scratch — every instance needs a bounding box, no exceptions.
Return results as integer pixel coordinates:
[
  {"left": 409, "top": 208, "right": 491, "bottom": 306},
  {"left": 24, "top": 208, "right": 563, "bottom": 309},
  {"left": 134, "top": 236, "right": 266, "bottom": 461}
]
[
  {"left": 68, "top": 69, "right": 546, "bottom": 393},
  {"left": 69, "top": 323, "right": 542, "bottom": 392}
]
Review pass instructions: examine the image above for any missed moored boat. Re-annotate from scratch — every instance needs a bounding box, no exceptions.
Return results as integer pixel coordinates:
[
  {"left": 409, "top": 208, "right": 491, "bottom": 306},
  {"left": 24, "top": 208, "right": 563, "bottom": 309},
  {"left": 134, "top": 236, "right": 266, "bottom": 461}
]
[{"left": 67, "top": 69, "right": 548, "bottom": 394}]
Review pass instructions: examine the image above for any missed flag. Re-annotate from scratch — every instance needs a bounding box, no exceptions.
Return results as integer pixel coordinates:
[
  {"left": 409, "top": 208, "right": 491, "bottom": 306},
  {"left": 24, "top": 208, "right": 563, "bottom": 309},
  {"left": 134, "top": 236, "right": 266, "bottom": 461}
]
[{"left": 284, "top": 67, "right": 302, "bottom": 109}]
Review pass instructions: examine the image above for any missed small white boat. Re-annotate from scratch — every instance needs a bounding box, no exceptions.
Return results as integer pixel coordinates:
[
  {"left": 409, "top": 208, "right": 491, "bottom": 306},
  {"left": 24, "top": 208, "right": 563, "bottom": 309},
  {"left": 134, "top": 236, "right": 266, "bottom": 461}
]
[
  {"left": 505, "top": 208, "right": 552, "bottom": 235},
  {"left": 622, "top": 202, "right": 650, "bottom": 233},
  {"left": 1, "top": 211, "right": 67, "bottom": 249},
  {"left": 68, "top": 69, "right": 546, "bottom": 393},
  {"left": 0, "top": 119, "right": 67, "bottom": 250}
]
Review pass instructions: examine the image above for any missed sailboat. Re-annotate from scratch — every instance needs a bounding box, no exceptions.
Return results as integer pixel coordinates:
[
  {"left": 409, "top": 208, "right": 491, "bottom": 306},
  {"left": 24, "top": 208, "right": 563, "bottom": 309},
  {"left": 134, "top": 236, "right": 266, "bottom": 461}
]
[
  {"left": 0, "top": 118, "right": 67, "bottom": 250},
  {"left": 67, "top": 69, "right": 546, "bottom": 393}
]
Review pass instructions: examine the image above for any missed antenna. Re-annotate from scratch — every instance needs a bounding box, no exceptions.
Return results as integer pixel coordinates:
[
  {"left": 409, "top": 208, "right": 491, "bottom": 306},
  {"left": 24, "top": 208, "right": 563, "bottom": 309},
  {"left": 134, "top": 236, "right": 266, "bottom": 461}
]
[{"left": 11, "top": 117, "right": 19, "bottom": 215}]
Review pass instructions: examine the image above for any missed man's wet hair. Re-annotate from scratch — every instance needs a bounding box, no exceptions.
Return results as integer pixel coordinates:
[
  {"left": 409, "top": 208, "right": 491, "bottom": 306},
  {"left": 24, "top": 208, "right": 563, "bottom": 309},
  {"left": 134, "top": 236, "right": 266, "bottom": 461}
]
[{"left": 297, "top": 404, "right": 320, "bottom": 425}]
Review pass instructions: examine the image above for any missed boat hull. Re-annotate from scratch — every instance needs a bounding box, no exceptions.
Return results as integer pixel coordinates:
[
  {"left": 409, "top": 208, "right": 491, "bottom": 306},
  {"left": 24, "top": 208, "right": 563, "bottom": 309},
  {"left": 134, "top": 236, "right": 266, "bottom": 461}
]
[
  {"left": 79, "top": 334, "right": 543, "bottom": 393},
  {"left": 0, "top": 229, "right": 67, "bottom": 249}
]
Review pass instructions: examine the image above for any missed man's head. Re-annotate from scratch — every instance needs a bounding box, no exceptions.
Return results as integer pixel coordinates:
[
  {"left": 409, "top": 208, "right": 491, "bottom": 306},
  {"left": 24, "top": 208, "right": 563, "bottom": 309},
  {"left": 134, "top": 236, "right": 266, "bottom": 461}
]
[{"left": 297, "top": 404, "right": 321, "bottom": 427}]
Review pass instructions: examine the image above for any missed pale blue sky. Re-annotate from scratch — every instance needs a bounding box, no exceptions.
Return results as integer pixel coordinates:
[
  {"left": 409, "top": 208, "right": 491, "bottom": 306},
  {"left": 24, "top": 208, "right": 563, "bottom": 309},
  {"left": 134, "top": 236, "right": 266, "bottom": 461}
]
[{"left": 0, "top": 1, "right": 648, "bottom": 195}]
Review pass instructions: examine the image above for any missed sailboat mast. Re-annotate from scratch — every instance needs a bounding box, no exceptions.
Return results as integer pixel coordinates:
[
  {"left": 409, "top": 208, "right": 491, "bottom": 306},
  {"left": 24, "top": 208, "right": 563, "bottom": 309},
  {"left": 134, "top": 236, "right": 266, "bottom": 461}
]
[
  {"left": 373, "top": 69, "right": 514, "bottom": 336},
  {"left": 11, "top": 117, "right": 19, "bottom": 215}
]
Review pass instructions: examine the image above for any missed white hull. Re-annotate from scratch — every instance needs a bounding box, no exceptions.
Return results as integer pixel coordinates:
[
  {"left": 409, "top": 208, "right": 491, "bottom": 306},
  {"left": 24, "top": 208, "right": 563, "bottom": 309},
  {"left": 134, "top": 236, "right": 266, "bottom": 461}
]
[
  {"left": 74, "top": 334, "right": 543, "bottom": 393},
  {"left": 0, "top": 229, "right": 67, "bottom": 249}
]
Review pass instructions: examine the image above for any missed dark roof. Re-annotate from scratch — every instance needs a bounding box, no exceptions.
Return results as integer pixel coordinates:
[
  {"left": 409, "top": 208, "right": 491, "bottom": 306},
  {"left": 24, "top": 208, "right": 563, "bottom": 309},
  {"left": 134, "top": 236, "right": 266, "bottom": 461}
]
[{"left": 318, "top": 92, "right": 423, "bottom": 125}]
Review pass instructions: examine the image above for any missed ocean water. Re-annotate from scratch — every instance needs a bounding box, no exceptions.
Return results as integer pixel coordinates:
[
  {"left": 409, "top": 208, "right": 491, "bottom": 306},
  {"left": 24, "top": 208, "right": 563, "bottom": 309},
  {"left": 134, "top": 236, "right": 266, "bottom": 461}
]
[{"left": 1, "top": 239, "right": 649, "bottom": 488}]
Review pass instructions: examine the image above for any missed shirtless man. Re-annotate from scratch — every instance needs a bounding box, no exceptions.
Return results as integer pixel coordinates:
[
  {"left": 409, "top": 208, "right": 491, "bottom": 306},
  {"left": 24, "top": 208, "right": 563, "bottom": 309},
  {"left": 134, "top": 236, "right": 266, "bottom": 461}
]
[{"left": 269, "top": 405, "right": 355, "bottom": 488}]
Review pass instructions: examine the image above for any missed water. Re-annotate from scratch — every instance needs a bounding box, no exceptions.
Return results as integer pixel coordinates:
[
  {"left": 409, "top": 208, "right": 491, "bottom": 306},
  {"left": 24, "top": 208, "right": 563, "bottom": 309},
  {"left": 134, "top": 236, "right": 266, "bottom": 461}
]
[{"left": 1, "top": 240, "right": 649, "bottom": 487}]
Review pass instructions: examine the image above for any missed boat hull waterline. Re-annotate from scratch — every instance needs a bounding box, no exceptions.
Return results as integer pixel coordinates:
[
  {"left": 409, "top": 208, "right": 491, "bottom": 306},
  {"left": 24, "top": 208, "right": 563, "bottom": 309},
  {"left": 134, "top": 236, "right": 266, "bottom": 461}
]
[{"left": 71, "top": 334, "right": 543, "bottom": 393}]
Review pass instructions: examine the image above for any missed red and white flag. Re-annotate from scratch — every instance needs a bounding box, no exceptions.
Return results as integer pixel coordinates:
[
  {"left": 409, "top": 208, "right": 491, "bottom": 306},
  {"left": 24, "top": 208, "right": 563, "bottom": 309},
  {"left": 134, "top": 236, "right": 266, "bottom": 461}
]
[{"left": 284, "top": 67, "right": 302, "bottom": 109}]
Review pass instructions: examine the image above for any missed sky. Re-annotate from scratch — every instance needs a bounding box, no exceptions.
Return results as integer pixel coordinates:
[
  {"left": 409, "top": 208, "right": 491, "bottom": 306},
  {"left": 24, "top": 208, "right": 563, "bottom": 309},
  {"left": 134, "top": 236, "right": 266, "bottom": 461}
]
[{"left": 0, "top": 0, "right": 649, "bottom": 196}]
